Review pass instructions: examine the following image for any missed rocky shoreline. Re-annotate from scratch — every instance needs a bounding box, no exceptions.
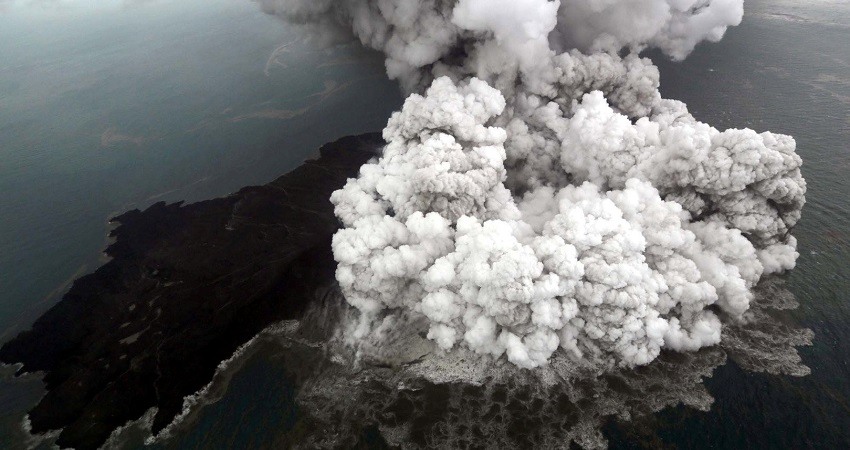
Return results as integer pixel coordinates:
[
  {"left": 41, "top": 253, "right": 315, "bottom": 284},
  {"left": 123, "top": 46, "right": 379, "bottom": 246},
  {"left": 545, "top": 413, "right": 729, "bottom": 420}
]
[{"left": 0, "top": 133, "right": 383, "bottom": 449}]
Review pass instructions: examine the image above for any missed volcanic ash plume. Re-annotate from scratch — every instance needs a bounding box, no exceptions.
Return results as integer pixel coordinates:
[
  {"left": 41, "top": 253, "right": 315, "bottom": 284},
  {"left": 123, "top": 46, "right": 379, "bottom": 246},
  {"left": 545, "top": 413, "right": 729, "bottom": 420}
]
[{"left": 261, "top": 0, "right": 806, "bottom": 369}]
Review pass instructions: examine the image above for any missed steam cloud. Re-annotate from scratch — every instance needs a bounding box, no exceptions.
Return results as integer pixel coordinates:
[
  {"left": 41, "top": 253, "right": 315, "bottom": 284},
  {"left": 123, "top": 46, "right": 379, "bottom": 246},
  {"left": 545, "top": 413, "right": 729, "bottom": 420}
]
[{"left": 260, "top": 0, "right": 806, "bottom": 369}]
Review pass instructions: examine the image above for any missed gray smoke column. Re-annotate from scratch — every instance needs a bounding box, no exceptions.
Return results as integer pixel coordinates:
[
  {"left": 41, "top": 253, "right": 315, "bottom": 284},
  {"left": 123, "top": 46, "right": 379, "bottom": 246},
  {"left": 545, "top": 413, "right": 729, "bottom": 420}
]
[{"left": 259, "top": 0, "right": 806, "bottom": 369}]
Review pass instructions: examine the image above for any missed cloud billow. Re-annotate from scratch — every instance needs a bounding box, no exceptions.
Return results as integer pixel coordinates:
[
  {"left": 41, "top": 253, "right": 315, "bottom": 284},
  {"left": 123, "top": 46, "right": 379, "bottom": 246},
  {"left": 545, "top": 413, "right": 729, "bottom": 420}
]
[{"left": 260, "top": 0, "right": 806, "bottom": 370}]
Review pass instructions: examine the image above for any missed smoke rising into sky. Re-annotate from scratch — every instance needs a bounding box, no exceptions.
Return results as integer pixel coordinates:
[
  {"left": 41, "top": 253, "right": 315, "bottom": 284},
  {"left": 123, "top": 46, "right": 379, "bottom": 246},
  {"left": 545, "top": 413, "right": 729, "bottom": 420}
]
[{"left": 260, "top": 0, "right": 806, "bottom": 369}]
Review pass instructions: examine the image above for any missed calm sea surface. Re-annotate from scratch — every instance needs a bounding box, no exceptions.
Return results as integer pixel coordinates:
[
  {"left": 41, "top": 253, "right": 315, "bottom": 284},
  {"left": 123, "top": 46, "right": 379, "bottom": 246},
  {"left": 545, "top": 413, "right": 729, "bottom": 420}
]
[
  {"left": 0, "top": 0, "right": 848, "bottom": 448},
  {"left": 0, "top": 0, "right": 402, "bottom": 444},
  {"left": 0, "top": 0, "right": 402, "bottom": 338}
]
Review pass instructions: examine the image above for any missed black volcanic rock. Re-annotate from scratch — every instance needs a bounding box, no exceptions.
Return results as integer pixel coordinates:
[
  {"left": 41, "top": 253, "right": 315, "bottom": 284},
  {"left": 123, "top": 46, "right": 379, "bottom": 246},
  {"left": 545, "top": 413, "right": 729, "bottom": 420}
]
[{"left": 0, "top": 133, "right": 384, "bottom": 450}]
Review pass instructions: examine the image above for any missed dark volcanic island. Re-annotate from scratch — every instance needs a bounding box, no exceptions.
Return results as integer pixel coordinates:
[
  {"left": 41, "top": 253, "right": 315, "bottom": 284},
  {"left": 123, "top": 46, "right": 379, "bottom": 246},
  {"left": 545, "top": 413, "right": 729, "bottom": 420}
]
[
  {"left": 0, "top": 133, "right": 383, "bottom": 449},
  {"left": 0, "top": 132, "right": 815, "bottom": 450}
]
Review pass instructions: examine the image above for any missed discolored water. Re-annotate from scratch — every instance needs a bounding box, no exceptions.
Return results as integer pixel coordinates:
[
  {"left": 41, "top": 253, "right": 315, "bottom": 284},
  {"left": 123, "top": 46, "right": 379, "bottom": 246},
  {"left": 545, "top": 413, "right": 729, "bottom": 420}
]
[{"left": 1, "top": 0, "right": 849, "bottom": 448}]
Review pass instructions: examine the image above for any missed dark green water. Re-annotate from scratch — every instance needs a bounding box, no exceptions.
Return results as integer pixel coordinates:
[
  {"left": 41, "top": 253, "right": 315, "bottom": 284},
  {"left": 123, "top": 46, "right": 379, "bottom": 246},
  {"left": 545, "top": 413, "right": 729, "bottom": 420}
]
[{"left": 1, "top": 0, "right": 848, "bottom": 448}]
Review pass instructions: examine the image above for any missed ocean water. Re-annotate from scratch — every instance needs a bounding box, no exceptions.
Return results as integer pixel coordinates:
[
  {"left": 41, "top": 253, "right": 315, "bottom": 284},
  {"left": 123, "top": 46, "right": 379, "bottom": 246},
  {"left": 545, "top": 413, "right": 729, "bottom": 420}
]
[
  {"left": 0, "top": 0, "right": 402, "bottom": 445},
  {"left": 640, "top": 2, "right": 850, "bottom": 446},
  {"left": 0, "top": 0, "right": 403, "bottom": 340},
  {"left": 1, "top": 0, "right": 849, "bottom": 448}
]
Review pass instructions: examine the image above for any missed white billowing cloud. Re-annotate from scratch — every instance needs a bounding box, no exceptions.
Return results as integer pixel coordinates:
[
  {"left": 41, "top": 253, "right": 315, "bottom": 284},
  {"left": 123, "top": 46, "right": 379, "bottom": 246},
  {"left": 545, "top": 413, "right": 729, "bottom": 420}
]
[
  {"left": 258, "top": 0, "right": 745, "bottom": 89},
  {"left": 452, "top": 0, "right": 560, "bottom": 73},
  {"left": 261, "top": 0, "right": 806, "bottom": 369},
  {"left": 330, "top": 76, "right": 802, "bottom": 369},
  {"left": 553, "top": 0, "right": 745, "bottom": 59},
  {"left": 550, "top": 91, "right": 805, "bottom": 249}
]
